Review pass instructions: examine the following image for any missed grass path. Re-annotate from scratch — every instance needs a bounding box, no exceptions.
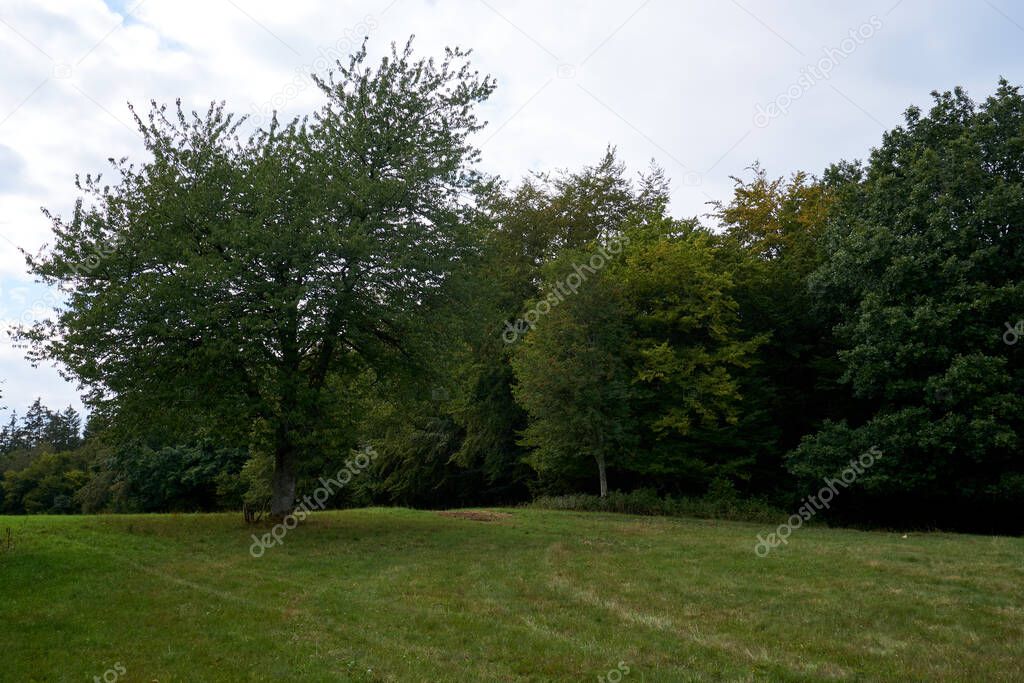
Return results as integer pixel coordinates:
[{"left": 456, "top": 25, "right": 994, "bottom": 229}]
[{"left": 1, "top": 508, "right": 1022, "bottom": 681}]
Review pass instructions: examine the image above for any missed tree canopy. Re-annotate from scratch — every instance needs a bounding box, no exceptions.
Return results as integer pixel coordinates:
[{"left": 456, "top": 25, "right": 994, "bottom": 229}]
[
  {"left": 8, "top": 48, "right": 1023, "bottom": 533},
  {"left": 789, "top": 81, "right": 1024, "bottom": 527},
  {"left": 21, "top": 40, "right": 495, "bottom": 517}
]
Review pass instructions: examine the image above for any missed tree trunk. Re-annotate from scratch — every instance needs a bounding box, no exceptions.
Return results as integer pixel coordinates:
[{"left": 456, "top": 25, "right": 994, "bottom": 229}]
[
  {"left": 270, "top": 299, "right": 301, "bottom": 521},
  {"left": 596, "top": 453, "right": 608, "bottom": 498},
  {"left": 270, "top": 440, "right": 296, "bottom": 521}
]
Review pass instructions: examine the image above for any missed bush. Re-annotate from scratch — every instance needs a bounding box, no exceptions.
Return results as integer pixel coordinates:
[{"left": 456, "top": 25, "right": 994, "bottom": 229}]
[
  {"left": 529, "top": 488, "right": 786, "bottom": 524},
  {"left": 2, "top": 449, "right": 90, "bottom": 514}
]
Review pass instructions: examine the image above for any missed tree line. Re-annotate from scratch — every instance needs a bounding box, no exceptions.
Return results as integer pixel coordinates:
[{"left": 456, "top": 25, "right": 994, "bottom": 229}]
[{"left": 6, "top": 41, "right": 1023, "bottom": 532}]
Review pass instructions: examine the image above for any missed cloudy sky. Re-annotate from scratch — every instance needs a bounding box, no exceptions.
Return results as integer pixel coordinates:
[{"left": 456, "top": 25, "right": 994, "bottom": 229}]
[{"left": 1, "top": 0, "right": 1022, "bottom": 418}]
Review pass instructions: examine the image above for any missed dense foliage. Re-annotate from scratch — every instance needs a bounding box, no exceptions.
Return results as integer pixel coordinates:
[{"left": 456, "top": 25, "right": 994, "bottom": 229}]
[
  {"left": 6, "top": 40, "right": 1022, "bottom": 533},
  {"left": 20, "top": 40, "right": 494, "bottom": 518},
  {"left": 788, "top": 82, "right": 1024, "bottom": 529}
]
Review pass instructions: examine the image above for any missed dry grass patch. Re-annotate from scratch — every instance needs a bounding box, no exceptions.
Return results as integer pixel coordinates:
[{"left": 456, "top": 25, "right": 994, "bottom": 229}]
[{"left": 437, "top": 509, "right": 512, "bottom": 522}]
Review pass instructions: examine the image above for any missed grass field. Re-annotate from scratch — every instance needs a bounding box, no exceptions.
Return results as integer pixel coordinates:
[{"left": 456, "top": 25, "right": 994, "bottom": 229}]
[{"left": 1, "top": 508, "right": 1022, "bottom": 682}]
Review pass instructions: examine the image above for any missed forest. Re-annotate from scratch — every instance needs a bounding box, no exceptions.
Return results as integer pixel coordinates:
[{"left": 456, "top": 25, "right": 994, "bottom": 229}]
[{"left": 3, "top": 43, "right": 1022, "bottom": 534}]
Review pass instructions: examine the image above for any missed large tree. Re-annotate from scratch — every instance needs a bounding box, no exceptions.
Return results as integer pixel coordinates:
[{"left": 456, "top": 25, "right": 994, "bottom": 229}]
[
  {"left": 511, "top": 177, "right": 762, "bottom": 496},
  {"left": 790, "top": 81, "right": 1024, "bottom": 528},
  {"left": 449, "top": 152, "right": 642, "bottom": 492},
  {"left": 711, "top": 166, "right": 847, "bottom": 493},
  {"left": 511, "top": 243, "right": 636, "bottom": 497},
  {"left": 620, "top": 215, "right": 763, "bottom": 492},
  {"left": 20, "top": 40, "right": 495, "bottom": 518}
]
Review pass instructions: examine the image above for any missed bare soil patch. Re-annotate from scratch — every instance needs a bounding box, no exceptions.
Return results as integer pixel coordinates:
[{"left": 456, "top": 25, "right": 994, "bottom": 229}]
[{"left": 438, "top": 510, "right": 512, "bottom": 522}]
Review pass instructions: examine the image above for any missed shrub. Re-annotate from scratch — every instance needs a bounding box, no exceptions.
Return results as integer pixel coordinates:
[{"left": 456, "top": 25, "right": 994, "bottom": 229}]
[{"left": 529, "top": 488, "right": 786, "bottom": 524}]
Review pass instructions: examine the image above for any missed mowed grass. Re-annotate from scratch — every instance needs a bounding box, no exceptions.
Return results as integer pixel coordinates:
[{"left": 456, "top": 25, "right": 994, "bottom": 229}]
[{"left": 1, "top": 509, "right": 1022, "bottom": 682}]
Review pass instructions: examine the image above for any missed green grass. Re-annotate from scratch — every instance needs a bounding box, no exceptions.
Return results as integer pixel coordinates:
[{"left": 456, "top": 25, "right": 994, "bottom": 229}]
[{"left": 1, "top": 508, "right": 1021, "bottom": 682}]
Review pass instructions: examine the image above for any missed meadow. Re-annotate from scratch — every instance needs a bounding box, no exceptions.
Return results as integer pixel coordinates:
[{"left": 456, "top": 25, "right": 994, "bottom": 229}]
[{"left": 1, "top": 508, "right": 1022, "bottom": 681}]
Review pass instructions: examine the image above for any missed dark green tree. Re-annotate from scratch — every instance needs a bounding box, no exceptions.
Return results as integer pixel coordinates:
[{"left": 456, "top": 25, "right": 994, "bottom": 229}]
[
  {"left": 19, "top": 40, "right": 495, "bottom": 518},
  {"left": 511, "top": 244, "right": 636, "bottom": 496},
  {"left": 447, "top": 151, "right": 653, "bottom": 498},
  {"left": 790, "top": 81, "right": 1024, "bottom": 528},
  {"left": 621, "top": 216, "right": 763, "bottom": 492},
  {"left": 711, "top": 166, "right": 846, "bottom": 493}
]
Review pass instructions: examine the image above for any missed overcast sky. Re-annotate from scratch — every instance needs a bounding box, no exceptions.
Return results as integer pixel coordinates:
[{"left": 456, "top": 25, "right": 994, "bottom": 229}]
[{"left": 1, "top": 0, "right": 1022, "bottom": 418}]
